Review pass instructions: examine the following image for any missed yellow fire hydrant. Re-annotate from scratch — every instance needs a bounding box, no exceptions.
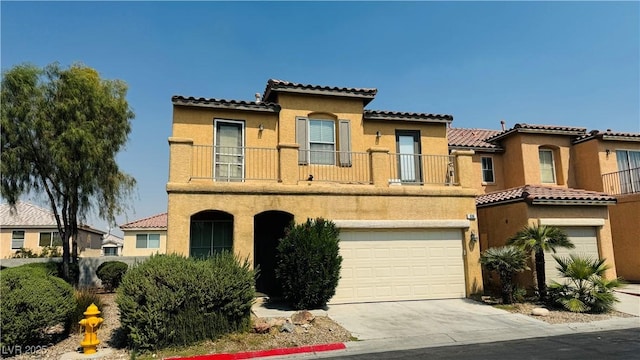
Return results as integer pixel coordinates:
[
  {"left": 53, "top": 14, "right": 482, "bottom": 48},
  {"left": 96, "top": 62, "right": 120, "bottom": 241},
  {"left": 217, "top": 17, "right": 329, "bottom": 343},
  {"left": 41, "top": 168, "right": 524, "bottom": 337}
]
[{"left": 78, "top": 303, "right": 104, "bottom": 355}]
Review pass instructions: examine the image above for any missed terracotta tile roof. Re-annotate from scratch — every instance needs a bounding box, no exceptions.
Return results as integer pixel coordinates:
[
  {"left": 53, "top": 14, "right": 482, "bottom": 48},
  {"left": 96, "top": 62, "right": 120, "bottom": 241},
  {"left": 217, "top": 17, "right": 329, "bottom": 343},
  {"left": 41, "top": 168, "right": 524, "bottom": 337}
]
[
  {"left": 263, "top": 79, "right": 378, "bottom": 105},
  {"left": 364, "top": 110, "right": 453, "bottom": 123},
  {"left": 120, "top": 213, "right": 167, "bottom": 230},
  {"left": 172, "top": 96, "right": 280, "bottom": 113},
  {"left": 448, "top": 128, "right": 502, "bottom": 150},
  {"left": 573, "top": 129, "right": 640, "bottom": 144},
  {"left": 476, "top": 185, "right": 616, "bottom": 207},
  {"left": 486, "top": 123, "right": 588, "bottom": 143},
  {"left": 1, "top": 202, "right": 57, "bottom": 227}
]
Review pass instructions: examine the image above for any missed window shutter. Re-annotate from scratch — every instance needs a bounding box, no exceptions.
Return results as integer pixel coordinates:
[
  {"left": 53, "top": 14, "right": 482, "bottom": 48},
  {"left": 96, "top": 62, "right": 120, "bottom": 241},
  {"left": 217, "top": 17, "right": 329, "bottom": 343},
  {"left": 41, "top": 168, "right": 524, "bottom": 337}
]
[
  {"left": 339, "top": 119, "right": 352, "bottom": 167},
  {"left": 296, "top": 117, "right": 308, "bottom": 165}
]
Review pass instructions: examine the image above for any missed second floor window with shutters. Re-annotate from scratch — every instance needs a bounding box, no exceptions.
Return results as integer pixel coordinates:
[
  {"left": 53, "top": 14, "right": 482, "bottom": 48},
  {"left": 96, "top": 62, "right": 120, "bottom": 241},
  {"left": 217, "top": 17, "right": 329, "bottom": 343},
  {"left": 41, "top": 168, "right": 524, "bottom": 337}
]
[
  {"left": 309, "top": 120, "right": 335, "bottom": 165},
  {"left": 297, "top": 117, "right": 352, "bottom": 166}
]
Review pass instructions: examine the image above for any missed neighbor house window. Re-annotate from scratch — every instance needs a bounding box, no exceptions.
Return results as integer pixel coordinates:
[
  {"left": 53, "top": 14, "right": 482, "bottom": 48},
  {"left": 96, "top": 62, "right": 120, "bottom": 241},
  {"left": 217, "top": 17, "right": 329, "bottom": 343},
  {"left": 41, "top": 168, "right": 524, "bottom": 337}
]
[
  {"left": 103, "top": 247, "right": 118, "bottom": 256},
  {"left": 539, "top": 149, "right": 556, "bottom": 183},
  {"left": 481, "top": 157, "right": 495, "bottom": 183},
  {"left": 39, "top": 231, "right": 62, "bottom": 247},
  {"left": 11, "top": 230, "right": 25, "bottom": 249},
  {"left": 296, "top": 117, "right": 352, "bottom": 166},
  {"left": 136, "top": 234, "right": 160, "bottom": 249}
]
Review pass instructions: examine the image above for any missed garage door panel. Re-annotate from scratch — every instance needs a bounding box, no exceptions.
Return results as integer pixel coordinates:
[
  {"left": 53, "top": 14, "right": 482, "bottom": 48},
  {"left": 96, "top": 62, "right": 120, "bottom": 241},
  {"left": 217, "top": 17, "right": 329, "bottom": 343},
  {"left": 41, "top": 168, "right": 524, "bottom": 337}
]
[
  {"left": 332, "top": 229, "right": 466, "bottom": 304},
  {"left": 544, "top": 227, "right": 599, "bottom": 284}
]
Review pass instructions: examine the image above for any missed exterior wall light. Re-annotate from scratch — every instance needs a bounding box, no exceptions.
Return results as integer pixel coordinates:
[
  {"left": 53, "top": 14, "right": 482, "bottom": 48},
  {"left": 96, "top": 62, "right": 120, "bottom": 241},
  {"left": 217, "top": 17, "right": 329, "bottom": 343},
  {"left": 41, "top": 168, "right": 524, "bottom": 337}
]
[
  {"left": 376, "top": 131, "right": 381, "bottom": 138},
  {"left": 259, "top": 124, "right": 264, "bottom": 131},
  {"left": 470, "top": 231, "right": 478, "bottom": 243},
  {"left": 605, "top": 149, "right": 610, "bottom": 157}
]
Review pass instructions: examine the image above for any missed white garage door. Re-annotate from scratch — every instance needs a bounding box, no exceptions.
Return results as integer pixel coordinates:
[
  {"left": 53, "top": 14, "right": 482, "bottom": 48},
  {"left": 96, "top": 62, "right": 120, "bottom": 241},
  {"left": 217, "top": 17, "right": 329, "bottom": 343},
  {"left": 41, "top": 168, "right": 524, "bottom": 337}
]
[
  {"left": 544, "top": 227, "right": 599, "bottom": 283},
  {"left": 331, "top": 229, "right": 466, "bottom": 304}
]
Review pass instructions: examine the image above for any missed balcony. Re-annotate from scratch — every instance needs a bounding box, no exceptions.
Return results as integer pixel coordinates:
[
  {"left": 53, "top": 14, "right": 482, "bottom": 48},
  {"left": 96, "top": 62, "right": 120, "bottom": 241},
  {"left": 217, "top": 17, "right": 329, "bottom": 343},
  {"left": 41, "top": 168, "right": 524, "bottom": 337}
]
[
  {"left": 602, "top": 167, "right": 640, "bottom": 195},
  {"left": 169, "top": 139, "right": 473, "bottom": 189}
]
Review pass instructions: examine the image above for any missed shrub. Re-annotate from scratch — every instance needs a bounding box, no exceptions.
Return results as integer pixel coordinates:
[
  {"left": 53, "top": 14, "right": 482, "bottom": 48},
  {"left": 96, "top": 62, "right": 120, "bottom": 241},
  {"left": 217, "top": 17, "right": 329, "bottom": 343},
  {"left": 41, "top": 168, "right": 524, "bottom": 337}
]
[
  {"left": 22, "top": 261, "right": 60, "bottom": 276},
  {"left": 548, "top": 254, "right": 623, "bottom": 313},
  {"left": 71, "top": 288, "right": 106, "bottom": 333},
  {"left": 97, "top": 261, "right": 129, "bottom": 292},
  {"left": 480, "top": 246, "right": 529, "bottom": 304},
  {"left": 275, "top": 218, "right": 342, "bottom": 310},
  {"left": 0, "top": 266, "right": 75, "bottom": 347},
  {"left": 116, "top": 253, "right": 255, "bottom": 351}
]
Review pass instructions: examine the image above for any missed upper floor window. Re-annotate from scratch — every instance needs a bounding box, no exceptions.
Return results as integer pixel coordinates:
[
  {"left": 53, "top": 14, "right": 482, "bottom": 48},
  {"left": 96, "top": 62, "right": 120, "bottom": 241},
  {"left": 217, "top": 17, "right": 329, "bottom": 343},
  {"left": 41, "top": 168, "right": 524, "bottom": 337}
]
[
  {"left": 11, "top": 230, "right": 25, "bottom": 249},
  {"left": 214, "top": 119, "right": 244, "bottom": 182},
  {"left": 539, "top": 149, "right": 556, "bottom": 183},
  {"left": 616, "top": 150, "right": 640, "bottom": 194},
  {"left": 481, "top": 157, "right": 495, "bottom": 183},
  {"left": 136, "top": 234, "right": 160, "bottom": 249},
  {"left": 297, "top": 117, "right": 351, "bottom": 166},
  {"left": 39, "top": 231, "right": 62, "bottom": 247},
  {"left": 103, "top": 247, "right": 118, "bottom": 256},
  {"left": 309, "top": 119, "right": 335, "bottom": 165}
]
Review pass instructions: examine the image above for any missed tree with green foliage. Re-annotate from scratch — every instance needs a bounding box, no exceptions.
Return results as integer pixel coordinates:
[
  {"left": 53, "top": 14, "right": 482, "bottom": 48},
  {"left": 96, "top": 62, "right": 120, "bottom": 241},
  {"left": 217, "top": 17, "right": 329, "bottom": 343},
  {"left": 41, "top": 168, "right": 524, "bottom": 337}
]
[
  {"left": 548, "top": 254, "right": 622, "bottom": 313},
  {"left": 480, "top": 246, "right": 530, "bottom": 304},
  {"left": 507, "top": 225, "right": 574, "bottom": 301},
  {"left": 1, "top": 62, "right": 135, "bottom": 283},
  {"left": 275, "top": 218, "right": 342, "bottom": 309}
]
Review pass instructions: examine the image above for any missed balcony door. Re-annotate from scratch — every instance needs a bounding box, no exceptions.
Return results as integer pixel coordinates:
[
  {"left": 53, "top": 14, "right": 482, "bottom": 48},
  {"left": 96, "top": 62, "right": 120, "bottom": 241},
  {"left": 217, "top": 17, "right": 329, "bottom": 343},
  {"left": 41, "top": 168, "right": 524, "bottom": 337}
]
[
  {"left": 616, "top": 150, "right": 640, "bottom": 194},
  {"left": 214, "top": 120, "right": 244, "bottom": 182},
  {"left": 396, "top": 130, "right": 422, "bottom": 183}
]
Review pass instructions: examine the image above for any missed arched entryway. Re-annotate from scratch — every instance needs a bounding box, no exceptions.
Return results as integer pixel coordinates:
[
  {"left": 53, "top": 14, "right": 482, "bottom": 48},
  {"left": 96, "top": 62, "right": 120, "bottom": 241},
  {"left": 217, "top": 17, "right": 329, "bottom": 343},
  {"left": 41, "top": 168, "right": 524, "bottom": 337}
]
[
  {"left": 254, "top": 211, "right": 294, "bottom": 296},
  {"left": 190, "top": 210, "right": 233, "bottom": 258}
]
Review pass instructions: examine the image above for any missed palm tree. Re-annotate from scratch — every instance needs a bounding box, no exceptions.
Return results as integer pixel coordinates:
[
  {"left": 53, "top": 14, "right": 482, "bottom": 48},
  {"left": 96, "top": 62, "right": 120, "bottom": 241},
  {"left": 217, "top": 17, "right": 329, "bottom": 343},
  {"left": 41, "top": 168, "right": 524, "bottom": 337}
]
[
  {"left": 507, "top": 225, "right": 574, "bottom": 301},
  {"left": 548, "top": 254, "right": 622, "bottom": 313},
  {"left": 480, "top": 246, "right": 530, "bottom": 304}
]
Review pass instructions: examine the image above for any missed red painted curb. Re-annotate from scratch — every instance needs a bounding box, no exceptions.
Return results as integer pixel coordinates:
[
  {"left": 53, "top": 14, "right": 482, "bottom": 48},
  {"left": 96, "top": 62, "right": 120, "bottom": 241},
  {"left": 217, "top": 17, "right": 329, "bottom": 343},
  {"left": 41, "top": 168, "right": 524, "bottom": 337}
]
[{"left": 168, "top": 342, "right": 346, "bottom": 360}]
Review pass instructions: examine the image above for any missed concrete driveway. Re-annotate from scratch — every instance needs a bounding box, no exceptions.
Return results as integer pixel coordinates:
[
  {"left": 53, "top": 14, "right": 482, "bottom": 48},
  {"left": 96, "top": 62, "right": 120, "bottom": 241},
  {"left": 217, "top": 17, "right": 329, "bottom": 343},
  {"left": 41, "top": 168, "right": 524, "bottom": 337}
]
[{"left": 325, "top": 299, "right": 544, "bottom": 341}]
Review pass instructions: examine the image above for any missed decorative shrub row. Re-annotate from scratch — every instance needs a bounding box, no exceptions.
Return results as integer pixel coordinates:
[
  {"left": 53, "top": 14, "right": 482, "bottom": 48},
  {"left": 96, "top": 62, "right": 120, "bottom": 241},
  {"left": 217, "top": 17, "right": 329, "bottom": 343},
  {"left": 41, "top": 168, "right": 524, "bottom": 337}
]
[
  {"left": 0, "top": 265, "right": 75, "bottom": 347},
  {"left": 275, "top": 218, "right": 342, "bottom": 310},
  {"left": 96, "top": 261, "right": 128, "bottom": 292},
  {"left": 116, "top": 253, "right": 255, "bottom": 351}
]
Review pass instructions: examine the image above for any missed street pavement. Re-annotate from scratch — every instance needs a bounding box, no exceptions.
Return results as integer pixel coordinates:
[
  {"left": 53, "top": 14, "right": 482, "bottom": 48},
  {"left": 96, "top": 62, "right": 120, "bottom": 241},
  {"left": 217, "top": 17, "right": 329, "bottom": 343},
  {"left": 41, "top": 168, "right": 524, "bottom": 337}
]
[{"left": 252, "top": 283, "right": 640, "bottom": 359}]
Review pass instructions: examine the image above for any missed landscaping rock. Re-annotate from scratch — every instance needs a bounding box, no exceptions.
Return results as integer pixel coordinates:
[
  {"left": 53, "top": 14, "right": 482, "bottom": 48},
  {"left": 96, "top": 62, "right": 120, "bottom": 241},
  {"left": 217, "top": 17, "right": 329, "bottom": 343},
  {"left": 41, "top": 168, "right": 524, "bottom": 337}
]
[
  {"left": 268, "top": 318, "right": 286, "bottom": 328},
  {"left": 280, "top": 322, "right": 295, "bottom": 333},
  {"left": 531, "top": 307, "right": 550, "bottom": 316},
  {"left": 291, "top": 310, "right": 315, "bottom": 325},
  {"left": 253, "top": 318, "right": 271, "bottom": 334}
]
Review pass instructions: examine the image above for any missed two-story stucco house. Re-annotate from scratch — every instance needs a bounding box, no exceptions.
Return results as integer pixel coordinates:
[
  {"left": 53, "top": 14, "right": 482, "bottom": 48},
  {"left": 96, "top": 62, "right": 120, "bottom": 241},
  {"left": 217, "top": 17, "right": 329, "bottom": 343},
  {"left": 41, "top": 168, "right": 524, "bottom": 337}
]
[
  {"left": 167, "top": 79, "right": 483, "bottom": 304},
  {"left": 449, "top": 124, "right": 640, "bottom": 285}
]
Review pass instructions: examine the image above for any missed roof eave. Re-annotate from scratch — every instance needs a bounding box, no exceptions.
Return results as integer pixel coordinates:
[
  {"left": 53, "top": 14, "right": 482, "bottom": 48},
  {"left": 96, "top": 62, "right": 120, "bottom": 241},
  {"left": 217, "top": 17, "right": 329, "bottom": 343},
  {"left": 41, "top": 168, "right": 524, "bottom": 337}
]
[
  {"left": 488, "top": 128, "right": 587, "bottom": 143},
  {"left": 448, "top": 146, "right": 504, "bottom": 153},
  {"left": 476, "top": 197, "right": 524, "bottom": 208},
  {"left": 269, "top": 87, "right": 377, "bottom": 105},
  {"left": 173, "top": 100, "right": 280, "bottom": 113},
  {"left": 530, "top": 199, "right": 617, "bottom": 206},
  {"left": 364, "top": 115, "right": 452, "bottom": 124},
  {"left": 120, "top": 227, "right": 168, "bottom": 232}
]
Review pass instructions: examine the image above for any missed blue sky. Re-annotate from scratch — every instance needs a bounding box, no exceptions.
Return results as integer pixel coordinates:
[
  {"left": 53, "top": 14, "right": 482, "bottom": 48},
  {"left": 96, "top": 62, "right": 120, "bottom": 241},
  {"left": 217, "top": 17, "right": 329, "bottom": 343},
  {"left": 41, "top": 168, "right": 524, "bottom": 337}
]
[{"left": 2, "top": 1, "right": 639, "bottom": 234}]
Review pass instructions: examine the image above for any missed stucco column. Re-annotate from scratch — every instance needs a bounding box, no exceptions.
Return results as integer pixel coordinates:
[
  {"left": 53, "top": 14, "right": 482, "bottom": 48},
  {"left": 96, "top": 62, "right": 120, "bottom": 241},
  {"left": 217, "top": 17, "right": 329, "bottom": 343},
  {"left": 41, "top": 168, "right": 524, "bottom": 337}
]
[
  {"left": 597, "top": 221, "right": 617, "bottom": 279},
  {"left": 451, "top": 149, "right": 475, "bottom": 189},
  {"left": 278, "top": 143, "right": 300, "bottom": 185},
  {"left": 368, "top": 147, "right": 390, "bottom": 187},
  {"left": 234, "top": 213, "right": 254, "bottom": 267},
  {"left": 168, "top": 137, "right": 194, "bottom": 183}
]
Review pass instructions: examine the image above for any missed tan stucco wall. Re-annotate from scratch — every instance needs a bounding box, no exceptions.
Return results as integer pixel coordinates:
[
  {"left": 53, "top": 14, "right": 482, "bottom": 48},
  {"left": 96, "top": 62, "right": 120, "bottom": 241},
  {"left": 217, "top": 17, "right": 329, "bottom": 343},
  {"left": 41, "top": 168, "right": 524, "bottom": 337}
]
[
  {"left": 122, "top": 230, "right": 167, "bottom": 257},
  {"left": 504, "top": 134, "right": 575, "bottom": 188},
  {"left": 609, "top": 194, "right": 640, "bottom": 281},
  {"left": 479, "top": 202, "right": 617, "bottom": 290},
  {"left": 573, "top": 139, "right": 640, "bottom": 193},
  {"left": 167, "top": 183, "right": 483, "bottom": 296},
  {"left": 469, "top": 153, "right": 505, "bottom": 194}
]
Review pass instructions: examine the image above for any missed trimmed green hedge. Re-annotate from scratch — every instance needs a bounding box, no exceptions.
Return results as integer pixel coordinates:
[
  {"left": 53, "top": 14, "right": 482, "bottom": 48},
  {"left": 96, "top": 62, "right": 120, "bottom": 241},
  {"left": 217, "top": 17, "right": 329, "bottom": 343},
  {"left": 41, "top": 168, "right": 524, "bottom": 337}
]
[
  {"left": 116, "top": 253, "right": 255, "bottom": 350},
  {"left": 0, "top": 265, "right": 75, "bottom": 347},
  {"left": 96, "top": 261, "right": 128, "bottom": 292},
  {"left": 275, "top": 218, "right": 342, "bottom": 309}
]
